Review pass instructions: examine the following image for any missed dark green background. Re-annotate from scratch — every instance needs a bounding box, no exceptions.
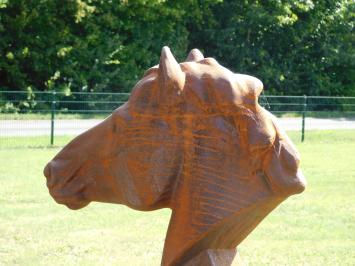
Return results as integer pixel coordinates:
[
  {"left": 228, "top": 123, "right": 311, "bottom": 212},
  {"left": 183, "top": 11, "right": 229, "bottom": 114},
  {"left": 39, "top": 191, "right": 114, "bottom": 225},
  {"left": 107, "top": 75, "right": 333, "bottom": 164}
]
[{"left": 0, "top": 0, "right": 354, "bottom": 96}]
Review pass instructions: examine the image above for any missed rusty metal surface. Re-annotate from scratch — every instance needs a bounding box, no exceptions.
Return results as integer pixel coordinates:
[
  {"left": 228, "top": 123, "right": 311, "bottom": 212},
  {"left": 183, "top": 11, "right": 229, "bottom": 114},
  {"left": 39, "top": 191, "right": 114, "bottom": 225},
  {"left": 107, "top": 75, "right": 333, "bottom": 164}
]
[{"left": 44, "top": 47, "right": 306, "bottom": 266}]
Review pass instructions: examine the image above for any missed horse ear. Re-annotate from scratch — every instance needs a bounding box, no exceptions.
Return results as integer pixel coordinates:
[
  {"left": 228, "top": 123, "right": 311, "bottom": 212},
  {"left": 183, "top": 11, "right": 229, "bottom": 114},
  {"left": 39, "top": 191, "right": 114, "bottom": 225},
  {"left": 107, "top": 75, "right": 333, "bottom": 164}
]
[
  {"left": 186, "top": 48, "right": 204, "bottom": 62},
  {"left": 246, "top": 76, "right": 263, "bottom": 100},
  {"left": 159, "top": 46, "right": 185, "bottom": 92}
]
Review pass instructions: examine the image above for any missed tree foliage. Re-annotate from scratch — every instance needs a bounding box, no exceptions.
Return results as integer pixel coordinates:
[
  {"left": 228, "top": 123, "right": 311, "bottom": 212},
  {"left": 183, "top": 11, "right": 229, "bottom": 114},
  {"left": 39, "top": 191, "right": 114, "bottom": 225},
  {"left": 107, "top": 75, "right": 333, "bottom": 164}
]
[
  {"left": 188, "top": 0, "right": 354, "bottom": 96},
  {"left": 0, "top": 0, "right": 354, "bottom": 96}
]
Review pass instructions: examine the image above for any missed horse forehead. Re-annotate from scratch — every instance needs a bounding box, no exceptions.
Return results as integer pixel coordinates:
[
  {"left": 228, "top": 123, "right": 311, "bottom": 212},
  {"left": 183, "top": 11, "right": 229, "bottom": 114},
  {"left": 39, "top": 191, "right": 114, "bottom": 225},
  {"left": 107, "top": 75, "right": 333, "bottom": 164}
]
[
  {"left": 184, "top": 60, "right": 261, "bottom": 99},
  {"left": 128, "top": 61, "right": 258, "bottom": 115},
  {"left": 139, "top": 61, "right": 244, "bottom": 95},
  {"left": 181, "top": 61, "right": 233, "bottom": 85}
]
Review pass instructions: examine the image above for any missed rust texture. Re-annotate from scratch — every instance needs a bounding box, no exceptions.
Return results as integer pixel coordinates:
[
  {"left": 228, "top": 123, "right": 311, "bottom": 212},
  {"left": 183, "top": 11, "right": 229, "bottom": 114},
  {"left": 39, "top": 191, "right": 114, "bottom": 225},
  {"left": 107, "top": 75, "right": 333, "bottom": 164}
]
[{"left": 44, "top": 47, "right": 306, "bottom": 266}]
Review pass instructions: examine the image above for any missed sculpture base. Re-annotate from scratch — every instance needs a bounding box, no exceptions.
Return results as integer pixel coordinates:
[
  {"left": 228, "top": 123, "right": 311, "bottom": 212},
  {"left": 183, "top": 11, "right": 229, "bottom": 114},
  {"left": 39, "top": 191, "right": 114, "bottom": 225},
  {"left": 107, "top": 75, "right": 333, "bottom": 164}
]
[{"left": 183, "top": 249, "right": 244, "bottom": 266}]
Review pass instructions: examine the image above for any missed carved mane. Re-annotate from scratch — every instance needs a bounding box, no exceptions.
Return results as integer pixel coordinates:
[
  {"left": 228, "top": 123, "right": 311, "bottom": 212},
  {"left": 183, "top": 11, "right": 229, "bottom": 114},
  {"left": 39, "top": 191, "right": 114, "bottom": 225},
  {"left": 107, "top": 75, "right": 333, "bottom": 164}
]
[{"left": 117, "top": 47, "right": 303, "bottom": 265}]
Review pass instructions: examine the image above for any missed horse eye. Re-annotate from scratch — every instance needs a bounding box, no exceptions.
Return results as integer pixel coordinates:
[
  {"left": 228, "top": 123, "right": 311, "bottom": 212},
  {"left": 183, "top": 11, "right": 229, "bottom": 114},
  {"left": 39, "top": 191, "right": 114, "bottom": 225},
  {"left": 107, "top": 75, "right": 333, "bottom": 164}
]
[
  {"left": 249, "top": 137, "right": 274, "bottom": 155},
  {"left": 250, "top": 143, "right": 270, "bottom": 152}
]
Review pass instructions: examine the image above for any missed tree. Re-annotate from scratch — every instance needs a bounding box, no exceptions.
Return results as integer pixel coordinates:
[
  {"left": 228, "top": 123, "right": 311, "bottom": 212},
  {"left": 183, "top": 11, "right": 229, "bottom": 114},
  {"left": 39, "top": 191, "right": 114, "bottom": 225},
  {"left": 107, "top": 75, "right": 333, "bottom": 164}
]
[
  {"left": 0, "top": 0, "right": 195, "bottom": 93},
  {"left": 187, "top": 0, "right": 354, "bottom": 96},
  {"left": 0, "top": 0, "right": 353, "bottom": 96}
]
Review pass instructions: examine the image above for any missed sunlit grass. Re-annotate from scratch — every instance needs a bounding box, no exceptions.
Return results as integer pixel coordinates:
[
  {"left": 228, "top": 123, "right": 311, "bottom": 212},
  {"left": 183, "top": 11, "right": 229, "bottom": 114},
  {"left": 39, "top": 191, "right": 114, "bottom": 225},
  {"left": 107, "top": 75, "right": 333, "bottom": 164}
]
[
  {"left": 0, "top": 135, "right": 74, "bottom": 149},
  {"left": 240, "top": 130, "right": 355, "bottom": 265},
  {"left": 0, "top": 130, "right": 354, "bottom": 265}
]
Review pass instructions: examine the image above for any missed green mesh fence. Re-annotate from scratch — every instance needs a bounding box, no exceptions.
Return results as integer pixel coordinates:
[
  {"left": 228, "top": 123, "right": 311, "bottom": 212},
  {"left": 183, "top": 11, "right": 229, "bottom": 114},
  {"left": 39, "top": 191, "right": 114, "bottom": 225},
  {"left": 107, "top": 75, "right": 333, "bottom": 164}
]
[
  {"left": 0, "top": 91, "right": 129, "bottom": 148},
  {"left": 1, "top": 91, "right": 355, "bottom": 148}
]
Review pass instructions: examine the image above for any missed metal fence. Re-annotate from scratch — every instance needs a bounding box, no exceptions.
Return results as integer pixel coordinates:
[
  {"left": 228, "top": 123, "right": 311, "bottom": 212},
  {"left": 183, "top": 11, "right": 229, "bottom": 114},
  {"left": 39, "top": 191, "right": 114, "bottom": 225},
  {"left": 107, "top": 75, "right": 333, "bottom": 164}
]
[
  {"left": 1, "top": 90, "right": 355, "bottom": 148},
  {"left": 259, "top": 95, "right": 355, "bottom": 141}
]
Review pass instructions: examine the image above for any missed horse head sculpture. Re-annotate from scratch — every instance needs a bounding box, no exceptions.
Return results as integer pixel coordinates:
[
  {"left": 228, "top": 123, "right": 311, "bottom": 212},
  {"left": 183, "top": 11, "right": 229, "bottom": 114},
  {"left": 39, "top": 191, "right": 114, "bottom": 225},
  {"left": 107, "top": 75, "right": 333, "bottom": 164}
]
[{"left": 44, "top": 47, "right": 306, "bottom": 266}]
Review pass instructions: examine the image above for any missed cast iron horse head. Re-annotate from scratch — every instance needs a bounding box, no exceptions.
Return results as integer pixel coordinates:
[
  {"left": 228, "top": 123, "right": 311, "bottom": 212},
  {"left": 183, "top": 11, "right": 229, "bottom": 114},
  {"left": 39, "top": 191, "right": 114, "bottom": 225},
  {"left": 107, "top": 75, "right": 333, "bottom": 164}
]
[{"left": 44, "top": 47, "right": 306, "bottom": 266}]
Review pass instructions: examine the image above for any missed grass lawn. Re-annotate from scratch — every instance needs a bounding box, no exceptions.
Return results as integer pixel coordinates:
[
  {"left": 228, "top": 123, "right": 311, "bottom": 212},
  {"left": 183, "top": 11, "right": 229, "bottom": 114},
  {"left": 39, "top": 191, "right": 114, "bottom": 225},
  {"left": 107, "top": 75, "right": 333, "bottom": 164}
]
[{"left": 0, "top": 130, "right": 354, "bottom": 265}]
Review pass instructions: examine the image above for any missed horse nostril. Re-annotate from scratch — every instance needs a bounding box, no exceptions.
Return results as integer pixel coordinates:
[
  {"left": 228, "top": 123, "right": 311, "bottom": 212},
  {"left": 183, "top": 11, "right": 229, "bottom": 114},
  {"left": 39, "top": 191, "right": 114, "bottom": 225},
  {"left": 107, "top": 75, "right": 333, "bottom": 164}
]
[
  {"left": 44, "top": 163, "right": 56, "bottom": 188},
  {"left": 44, "top": 163, "right": 51, "bottom": 179}
]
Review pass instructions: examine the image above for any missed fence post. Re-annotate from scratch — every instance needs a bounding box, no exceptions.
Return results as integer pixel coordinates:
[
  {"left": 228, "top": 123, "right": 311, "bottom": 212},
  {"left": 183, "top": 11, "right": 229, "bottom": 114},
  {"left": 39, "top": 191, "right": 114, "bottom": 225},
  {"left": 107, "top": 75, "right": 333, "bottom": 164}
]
[
  {"left": 50, "top": 90, "right": 56, "bottom": 145},
  {"left": 301, "top": 95, "right": 307, "bottom": 142}
]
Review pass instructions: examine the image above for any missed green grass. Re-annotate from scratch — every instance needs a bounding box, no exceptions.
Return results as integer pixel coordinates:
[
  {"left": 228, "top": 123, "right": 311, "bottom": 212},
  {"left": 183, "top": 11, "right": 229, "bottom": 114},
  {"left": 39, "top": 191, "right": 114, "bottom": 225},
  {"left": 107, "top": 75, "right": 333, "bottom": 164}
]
[
  {"left": 0, "top": 130, "right": 354, "bottom": 265},
  {"left": 0, "top": 135, "right": 74, "bottom": 149},
  {"left": 241, "top": 130, "right": 355, "bottom": 265}
]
